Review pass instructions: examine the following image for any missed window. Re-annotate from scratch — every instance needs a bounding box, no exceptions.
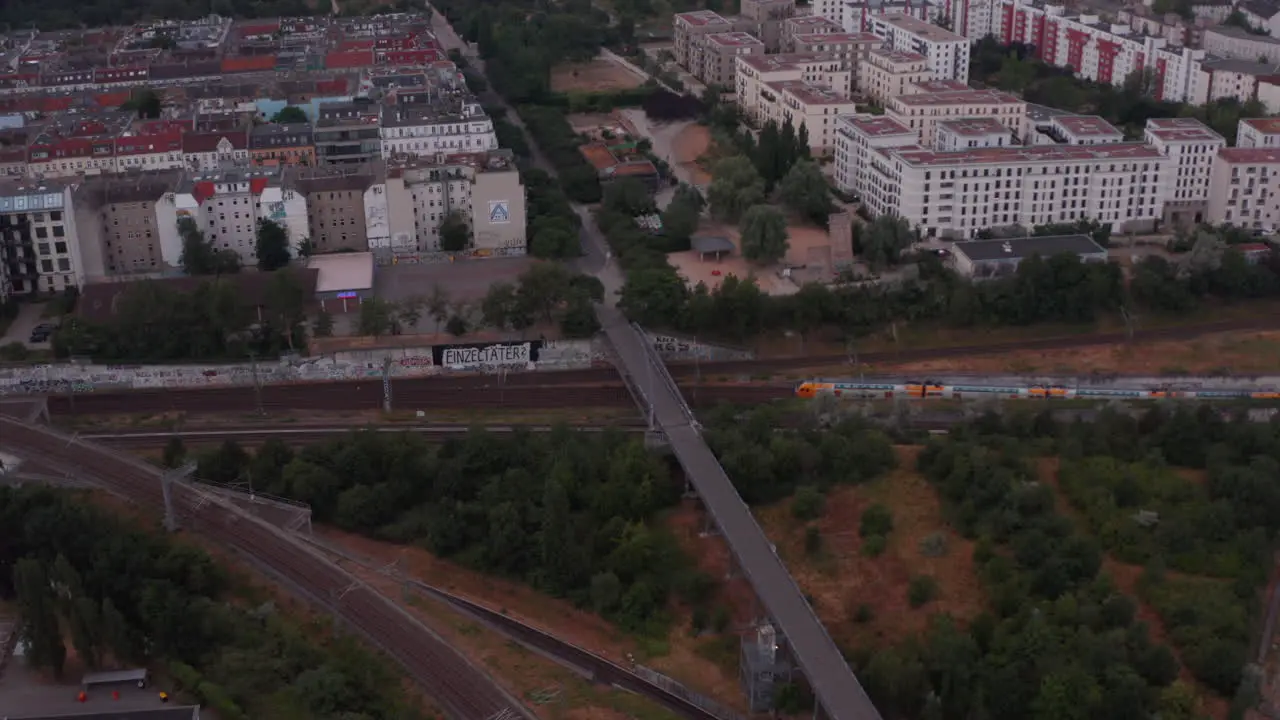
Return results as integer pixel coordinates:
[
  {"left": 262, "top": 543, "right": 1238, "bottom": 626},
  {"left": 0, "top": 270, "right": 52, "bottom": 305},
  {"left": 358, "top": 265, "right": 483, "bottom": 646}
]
[{"left": 53, "top": 226, "right": 64, "bottom": 238}]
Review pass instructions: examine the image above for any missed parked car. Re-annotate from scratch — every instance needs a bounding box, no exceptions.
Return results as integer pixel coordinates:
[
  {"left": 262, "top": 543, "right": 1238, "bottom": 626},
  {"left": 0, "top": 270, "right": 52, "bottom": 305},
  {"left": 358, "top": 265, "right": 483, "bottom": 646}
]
[{"left": 28, "top": 322, "right": 57, "bottom": 343}]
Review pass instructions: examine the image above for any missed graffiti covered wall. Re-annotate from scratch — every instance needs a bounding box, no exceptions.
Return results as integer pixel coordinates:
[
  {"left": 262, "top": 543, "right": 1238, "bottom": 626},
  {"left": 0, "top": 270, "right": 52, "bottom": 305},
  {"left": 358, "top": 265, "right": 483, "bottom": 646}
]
[{"left": 644, "top": 332, "right": 754, "bottom": 362}]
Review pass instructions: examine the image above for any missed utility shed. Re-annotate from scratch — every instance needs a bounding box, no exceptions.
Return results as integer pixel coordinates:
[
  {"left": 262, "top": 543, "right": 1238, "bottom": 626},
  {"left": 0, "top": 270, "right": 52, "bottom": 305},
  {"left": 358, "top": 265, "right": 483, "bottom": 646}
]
[
  {"left": 951, "top": 234, "right": 1107, "bottom": 278},
  {"left": 691, "top": 235, "right": 734, "bottom": 261},
  {"left": 308, "top": 251, "right": 374, "bottom": 313}
]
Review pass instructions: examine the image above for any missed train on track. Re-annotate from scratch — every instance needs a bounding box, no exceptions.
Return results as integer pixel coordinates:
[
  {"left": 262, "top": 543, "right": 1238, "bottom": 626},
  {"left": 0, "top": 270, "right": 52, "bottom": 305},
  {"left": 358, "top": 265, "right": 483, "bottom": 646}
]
[{"left": 795, "top": 380, "right": 1280, "bottom": 401}]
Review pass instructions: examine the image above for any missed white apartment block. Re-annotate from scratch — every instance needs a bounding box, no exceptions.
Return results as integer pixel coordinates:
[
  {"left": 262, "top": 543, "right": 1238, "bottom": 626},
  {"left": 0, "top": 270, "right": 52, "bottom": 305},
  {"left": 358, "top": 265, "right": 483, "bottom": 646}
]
[
  {"left": 792, "top": 31, "right": 884, "bottom": 70},
  {"left": 1207, "top": 147, "right": 1280, "bottom": 233},
  {"left": 812, "top": 0, "right": 846, "bottom": 24},
  {"left": 674, "top": 10, "right": 738, "bottom": 70},
  {"left": 699, "top": 32, "right": 767, "bottom": 87},
  {"left": 1143, "top": 117, "right": 1224, "bottom": 222},
  {"left": 861, "top": 142, "right": 1169, "bottom": 238},
  {"left": 996, "top": 0, "right": 1205, "bottom": 102},
  {"left": 737, "top": 53, "right": 854, "bottom": 121},
  {"left": 170, "top": 168, "right": 309, "bottom": 267},
  {"left": 935, "top": 117, "right": 1013, "bottom": 151},
  {"left": 0, "top": 182, "right": 85, "bottom": 297},
  {"left": 842, "top": 0, "right": 937, "bottom": 33},
  {"left": 766, "top": 81, "right": 859, "bottom": 155},
  {"left": 1186, "top": 58, "right": 1280, "bottom": 112},
  {"left": 944, "top": 0, "right": 998, "bottom": 41},
  {"left": 1238, "top": 117, "right": 1280, "bottom": 149},
  {"left": 885, "top": 88, "right": 1026, "bottom": 146},
  {"left": 783, "top": 14, "right": 843, "bottom": 51},
  {"left": 858, "top": 48, "right": 931, "bottom": 104},
  {"left": 834, "top": 114, "right": 919, "bottom": 199},
  {"left": 379, "top": 101, "right": 498, "bottom": 159},
  {"left": 866, "top": 13, "right": 970, "bottom": 83},
  {"left": 370, "top": 149, "right": 526, "bottom": 254}
]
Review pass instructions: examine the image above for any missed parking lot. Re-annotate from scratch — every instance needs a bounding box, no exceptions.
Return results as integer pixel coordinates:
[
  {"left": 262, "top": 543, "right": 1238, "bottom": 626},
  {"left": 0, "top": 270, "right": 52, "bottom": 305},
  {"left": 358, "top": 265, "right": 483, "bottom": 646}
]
[
  {"left": 0, "top": 303, "right": 52, "bottom": 350},
  {"left": 374, "top": 256, "right": 533, "bottom": 305}
]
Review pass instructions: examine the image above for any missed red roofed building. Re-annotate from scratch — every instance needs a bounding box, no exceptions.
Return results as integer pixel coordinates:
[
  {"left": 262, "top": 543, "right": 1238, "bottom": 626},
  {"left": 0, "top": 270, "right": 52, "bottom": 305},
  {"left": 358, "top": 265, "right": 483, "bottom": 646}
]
[
  {"left": 28, "top": 135, "right": 116, "bottom": 178},
  {"left": 1208, "top": 146, "right": 1280, "bottom": 233},
  {"left": 114, "top": 128, "right": 185, "bottom": 172},
  {"left": 172, "top": 166, "right": 308, "bottom": 265}
]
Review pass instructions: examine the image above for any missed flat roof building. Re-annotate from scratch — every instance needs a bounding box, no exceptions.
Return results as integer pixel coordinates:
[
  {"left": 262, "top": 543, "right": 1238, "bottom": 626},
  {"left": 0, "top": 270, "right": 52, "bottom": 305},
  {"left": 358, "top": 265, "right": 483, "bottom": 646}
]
[
  {"left": 951, "top": 234, "right": 1109, "bottom": 277},
  {"left": 308, "top": 250, "right": 374, "bottom": 314},
  {"left": 866, "top": 13, "right": 969, "bottom": 83}
]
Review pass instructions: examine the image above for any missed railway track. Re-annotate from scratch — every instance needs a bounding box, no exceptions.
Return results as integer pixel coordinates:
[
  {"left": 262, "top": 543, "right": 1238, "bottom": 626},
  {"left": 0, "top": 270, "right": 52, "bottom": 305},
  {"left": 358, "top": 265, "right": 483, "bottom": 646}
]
[
  {"left": 47, "top": 383, "right": 791, "bottom": 417},
  {"left": 0, "top": 417, "right": 531, "bottom": 720},
  {"left": 81, "top": 423, "right": 650, "bottom": 448}
]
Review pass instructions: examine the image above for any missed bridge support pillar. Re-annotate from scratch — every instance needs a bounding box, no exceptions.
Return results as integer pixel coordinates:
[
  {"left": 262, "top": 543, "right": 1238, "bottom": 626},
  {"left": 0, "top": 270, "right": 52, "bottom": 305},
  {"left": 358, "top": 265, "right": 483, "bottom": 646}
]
[{"left": 160, "top": 461, "right": 197, "bottom": 532}]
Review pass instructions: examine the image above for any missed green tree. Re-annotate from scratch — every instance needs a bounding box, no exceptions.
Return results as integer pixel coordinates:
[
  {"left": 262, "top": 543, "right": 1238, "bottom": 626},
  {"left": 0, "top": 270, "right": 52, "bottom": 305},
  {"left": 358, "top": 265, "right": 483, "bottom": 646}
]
[
  {"left": 14, "top": 558, "right": 65, "bottom": 677},
  {"left": 255, "top": 219, "right": 291, "bottom": 272},
  {"left": 271, "top": 106, "right": 308, "bottom": 124},
  {"left": 179, "top": 217, "right": 241, "bottom": 276},
  {"left": 778, "top": 160, "right": 834, "bottom": 225},
  {"left": 162, "top": 436, "right": 187, "bottom": 468},
  {"left": 313, "top": 310, "right": 335, "bottom": 338},
  {"left": 358, "top": 298, "right": 395, "bottom": 337},
  {"left": 707, "top": 155, "right": 765, "bottom": 222},
  {"left": 265, "top": 268, "right": 307, "bottom": 350},
  {"left": 856, "top": 215, "right": 914, "bottom": 270},
  {"left": 439, "top": 211, "right": 471, "bottom": 253},
  {"left": 620, "top": 267, "right": 689, "bottom": 327},
  {"left": 517, "top": 263, "right": 572, "bottom": 324},
  {"left": 426, "top": 284, "right": 451, "bottom": 334},
  {"left": 791, "top": 485, "right": 825, "bottom": 520},
  {"left": 739, "top": 205, "right": 789, "bottom": 264}
]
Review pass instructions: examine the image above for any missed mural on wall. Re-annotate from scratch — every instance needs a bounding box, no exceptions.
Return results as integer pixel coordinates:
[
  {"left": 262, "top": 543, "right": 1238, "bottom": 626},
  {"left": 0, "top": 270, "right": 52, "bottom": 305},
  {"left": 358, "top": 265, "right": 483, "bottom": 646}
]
[
  {"left": 432, "top": 341, "right": 541, "bottom": 370},
  {"left": 488, "top": 200, "right": 510, "bottom": 224}
]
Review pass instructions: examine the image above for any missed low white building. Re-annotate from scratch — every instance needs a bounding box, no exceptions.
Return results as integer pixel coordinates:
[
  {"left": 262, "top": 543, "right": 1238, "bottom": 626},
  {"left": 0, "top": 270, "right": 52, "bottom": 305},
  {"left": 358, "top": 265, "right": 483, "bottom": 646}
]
[
  {"left": 866, "top": 13, "right": 970, "bottom": 83},
  {"left": 951, "top": 234, "right": 1108, "bottom": 277},
  {"left": 1044, "top": 115, "right": 1125, "bottom": 145},
  {"left": 934, "top": 117, "right": 1013, "bottom": 151},
  {"left": 765, "top": 80, "right": 860, "bottom": 155}
]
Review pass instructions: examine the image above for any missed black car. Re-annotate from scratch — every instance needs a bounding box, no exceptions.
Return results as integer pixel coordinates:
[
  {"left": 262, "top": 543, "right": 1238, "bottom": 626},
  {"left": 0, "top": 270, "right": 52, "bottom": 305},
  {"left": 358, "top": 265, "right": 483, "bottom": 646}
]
[{"left": 29, "top": 323, "right": 56, "bottom": 343}]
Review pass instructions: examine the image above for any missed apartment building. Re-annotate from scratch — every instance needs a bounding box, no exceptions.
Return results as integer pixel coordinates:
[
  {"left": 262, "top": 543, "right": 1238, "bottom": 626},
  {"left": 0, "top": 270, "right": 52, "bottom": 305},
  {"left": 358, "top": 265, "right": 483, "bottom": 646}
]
[
  {"left": 792, "top": 32, "right": 883, "bottom": 71},
  {"left": 295, "top": 165, "right": 377, "bottom": 252},
  {"left": 1043, "top": 115, "right": 1124, "bottom": 145},
  {"left": 1186, "top": 58, "right": 1280, "bottom": 112},
  {"left": 379, "top": 100, "right": 498, "bottom": 159},
  {"left": 860, "top": 142, "right": 1168, "bottom": 238},
  {"left": 737, "top": 53, "right": 854, "bottom": 122},
  {"left": 783, "top": 15, "right": 843, "bottom": 51},
  {"left": 249, "top": 123, "right": 316, "bottom": 167},
  {"left": 1203, "top": 26, "right": 1280, "bottom": 66},
  {"left": 834, "top": 114, "right": 919, "bottom": 200},
  {"left": 313, "top": 99, "right": 382, "bottom": 166},
  {"left": 766, "top": 81, "right": 859, "bottom": 155},
  {"left": 699, "top": 32, "right": 767, "bottom": 87},
  {"left": 1238, "top": 117, "right": 1280, "bottom": 149},
  {"left": 842, "top": 0, "right": 937, "bottom": 33},
  {"left": 1239, "top": 0, "right": 1280, "bottom": 36},
  {"left": 182, "top": 129, "right": 251, "bottom": 171},
  {"left": 885, "top": 88, "right": 1025, "bottom": 146},
  {"left": 1206, "top": 147, "right": 1280, "bottom": 232},
  {"left": 811, "top": 0, "right": 847, "bottom": 24},
  {"left": 1143, "top": 117, "right": 1224, "bottom": 224},
  {"left": 739, "top": 0, "right": 799, "bottom": 52},
  {"left": 73, "top": 171, "right": 181, "bottom": 279},
  {"left": 371, "top": 149, "right": 526, "bottom": 254},
  {"left": 170, "top": 167, "right": 308, "bottom": 266},
  {"left": 866, "top": 14, "right": 970, "bottom": 83},
  {"left": 945, "top": 0, "right": 999, "bottom": 41},
  {"left": 996, "top": 0, "right": 1205, "bottom": 102},
  {"left": 674, "top": 10, "right": 739, "bottom": 71},
  {"left": 114, "top": 126, "right": 185, "bottom": 173},
  {"left": 858, "top": 48, "right": 931, "bottom": 104},
  {"left": 0, "top": 181, "right": 84, "bottom": 297},
  {"left": 935, "top": 117, "right": 1012, "bottom": 150},
  {"left": 27, "top": 119, "right": 123, "bottom": 179}
]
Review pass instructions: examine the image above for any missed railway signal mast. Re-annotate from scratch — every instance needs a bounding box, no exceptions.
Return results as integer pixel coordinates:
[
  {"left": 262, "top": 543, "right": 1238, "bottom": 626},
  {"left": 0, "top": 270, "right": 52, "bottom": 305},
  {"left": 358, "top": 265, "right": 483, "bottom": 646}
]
[{"left": 161, "top": 462, "right": 197, "bottom": 532}]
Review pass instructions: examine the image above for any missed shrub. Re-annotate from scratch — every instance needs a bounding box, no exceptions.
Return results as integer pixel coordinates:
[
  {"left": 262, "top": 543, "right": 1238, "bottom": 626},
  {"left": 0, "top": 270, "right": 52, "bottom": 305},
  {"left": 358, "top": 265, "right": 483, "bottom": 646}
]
[
  {"left": 861, "top": 534, "right": 887, "bottom": 558},
  {"left": 859, "top": 503, "right": 894, "bottom": 538},
  {"left": 919, "top": 532, "right": 949, "bottom": 558},
  {"left": 792, "top": 486, "right": 825, "bottom": 521},
  {"left": 908, "top": 574, "right": 938, "bottom": 608}
]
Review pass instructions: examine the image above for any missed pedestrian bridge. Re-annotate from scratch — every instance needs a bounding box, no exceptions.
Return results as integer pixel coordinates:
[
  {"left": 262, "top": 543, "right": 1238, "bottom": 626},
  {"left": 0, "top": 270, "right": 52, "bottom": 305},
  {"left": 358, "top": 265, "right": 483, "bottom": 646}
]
[{"left": 600, "top": 310, "right": 883, "bottom": 720}]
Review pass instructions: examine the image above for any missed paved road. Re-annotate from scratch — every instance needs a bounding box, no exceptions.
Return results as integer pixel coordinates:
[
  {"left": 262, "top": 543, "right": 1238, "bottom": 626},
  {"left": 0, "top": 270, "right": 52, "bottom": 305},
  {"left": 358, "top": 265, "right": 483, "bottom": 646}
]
[{"left": 430, "top": 10, "right": 884, "bottom": 717}]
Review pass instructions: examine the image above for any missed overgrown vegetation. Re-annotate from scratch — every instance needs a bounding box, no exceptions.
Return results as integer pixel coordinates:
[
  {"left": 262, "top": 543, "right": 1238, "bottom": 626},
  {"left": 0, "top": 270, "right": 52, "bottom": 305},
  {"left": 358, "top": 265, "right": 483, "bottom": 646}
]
[
  {"left": 194, "top": 428, "right": 711, "bottom": 634},
  {"left": 1, "top": 486, "right": 425, "bottom": 720}
]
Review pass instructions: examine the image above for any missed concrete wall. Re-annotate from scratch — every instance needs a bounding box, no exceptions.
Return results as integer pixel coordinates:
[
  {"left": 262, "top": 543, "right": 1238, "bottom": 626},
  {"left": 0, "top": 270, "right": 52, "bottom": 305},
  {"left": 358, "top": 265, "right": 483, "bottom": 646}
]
[
  {"left": 644, "top": 331, "right": 755, "bottom": 361},
  {"left": 0, "top": 338, "right": 604, "bottom": 397}
]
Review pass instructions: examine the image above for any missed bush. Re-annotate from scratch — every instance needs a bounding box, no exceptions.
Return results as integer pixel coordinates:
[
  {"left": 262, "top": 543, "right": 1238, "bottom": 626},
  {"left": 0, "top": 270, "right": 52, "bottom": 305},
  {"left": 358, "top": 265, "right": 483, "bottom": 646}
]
[
  {"left": 859, "top": 503, "right": 894, "bottom": 538},
  {"left": 908, "top": 575, "right": 938, "bottom": 608},
  {"left": 792, "top": 486, "right": 825, "bottom": 521},
  {"left": 861, "top": 534, "right": 887, "bottom": 558},
  {"left": 918, "top": 532, "right": 949, "bottom": 558},
  {"left": 803, "top": 525, "right": 822, "bottom": 557}
]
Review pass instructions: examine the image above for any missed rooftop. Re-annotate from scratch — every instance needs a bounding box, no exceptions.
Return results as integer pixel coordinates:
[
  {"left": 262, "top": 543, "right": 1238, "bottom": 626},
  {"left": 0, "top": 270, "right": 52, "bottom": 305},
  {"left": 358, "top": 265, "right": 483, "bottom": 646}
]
[
  {"left": 872, "top": 14, "right": 966, "bottom": 42},
  {"left": 1054, "top": 115, "right": 1123, "bottom": 137},
  {"left": 891, "top": 88, "right": 1023, "bottom": 107},
  {"left": 675, "top": 9, "right": 733, "bottom": 26},
  {"left": 788, "top": 15, "right": 843, "bottom": 28},
  {"left": 868, "top": 47, "right": 927, "bottom": 64},
  {"left": 738, "top": 52, "right": 837, "bottom": 72},
  {"left": 840, "top": 114, "right": 917, "bottom": 138},
  {"left": 911, "top": 79, "right": 970, "bottom": 92},
  {"left": 794, "top": 32, "right": 883, "bottom": 44},
  {"left": 892, "top": 141, "right": 1164, "bottom": 167},
  {"left": 954, "top": 234, "right": 1107, "bottom": 262},
  {"left": 308, "top": 251, "right": 374, "bottom": 292},
  {"left": 770, "top": 80, "right": 854, "bottom": 105},
  {"left": 1218, "top": 147, "right": 1280, "bottom": 163},
  {"left": 1145, "top": 117, "right": 1225, "bottom": 142},
  {"left": 937, "top": 117, "right": 1010, "bottom": 136},
  {"left": 1241, "top": 116, "right": 1280, "bottom": 134},
  {"left": 706, "top": 31, "right": 764, "bottom": 47}
]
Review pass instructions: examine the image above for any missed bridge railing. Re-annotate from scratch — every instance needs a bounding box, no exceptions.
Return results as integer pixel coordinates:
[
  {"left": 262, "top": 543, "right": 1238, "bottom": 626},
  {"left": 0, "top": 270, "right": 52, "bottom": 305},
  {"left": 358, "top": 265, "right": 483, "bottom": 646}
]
[{"left": 631, "top": 322, "right": 698, "bottom": 430}]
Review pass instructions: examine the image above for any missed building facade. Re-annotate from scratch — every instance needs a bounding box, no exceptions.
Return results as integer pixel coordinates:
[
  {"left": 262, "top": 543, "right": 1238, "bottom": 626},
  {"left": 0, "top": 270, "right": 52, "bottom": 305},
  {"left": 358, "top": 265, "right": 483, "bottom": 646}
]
[
  {"left": 737, "top": 53, "right": 854, "bottom": 122},
  {"left": 1206, "top": 147, "right": 1280, "bottom": 232},
  {"left": 858, "top": 48, "right": 931, "bottom": 104},
  {"left": 1143, "top": 117, "right": 1225, "bottom": 224},
  {"left": 885, "top": 88, "right": 1026, "bottom": 146},
  {"left": 866, "top": 14, "right": 970, "bottom": 83},
  {"left": 379, "top": 99, "right": 498, "bottom": 159},
  {"left": 0, "top": 182, "right": 83, "bottom": 298}
]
